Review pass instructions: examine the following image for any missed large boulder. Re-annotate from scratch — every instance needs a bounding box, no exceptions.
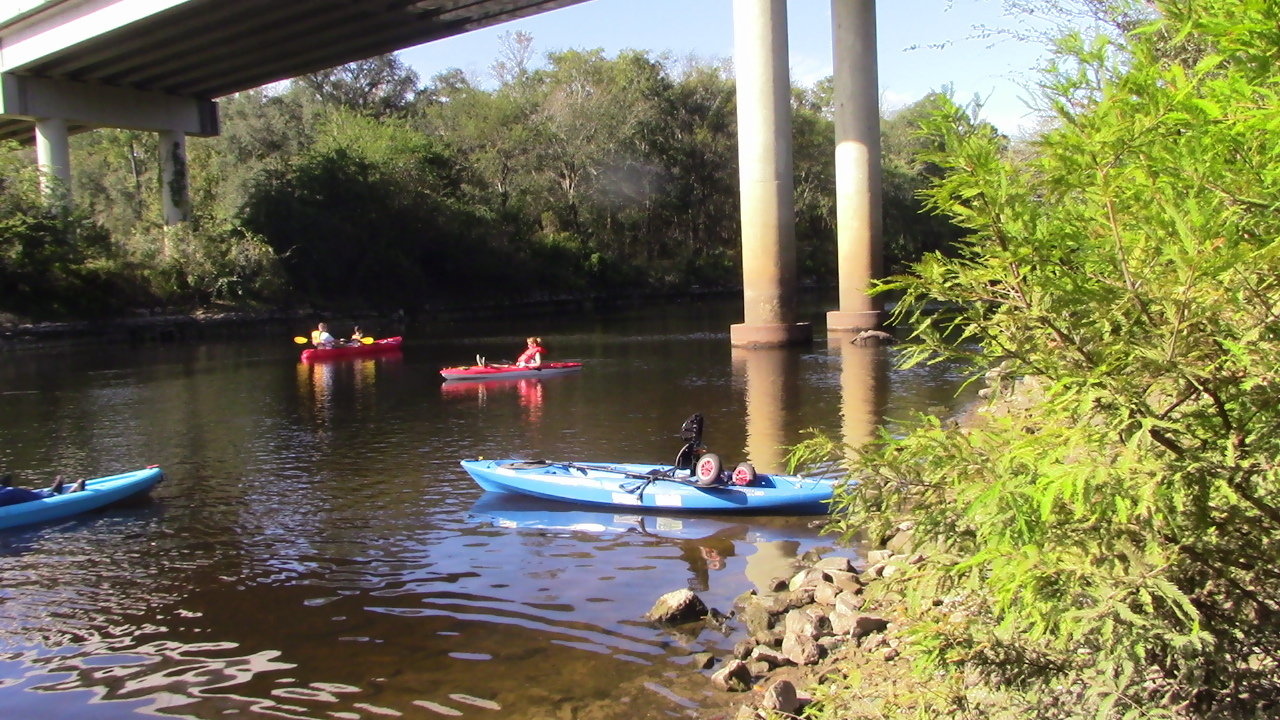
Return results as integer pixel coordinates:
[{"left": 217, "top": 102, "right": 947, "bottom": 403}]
[{"left": 645, "top": 589, "right": 708, "bottom": 625}]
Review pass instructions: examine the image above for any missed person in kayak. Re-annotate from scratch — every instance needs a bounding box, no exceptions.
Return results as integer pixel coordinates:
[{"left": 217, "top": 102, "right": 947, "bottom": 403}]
[
  {"left": 515, "top": 337, "right": 544, "bottom": 368},
  {"left": 0, "top": 473, "right": 85, "bottom": 507},
  {"left": 346, "top": 326, "right": 364, "bottom": 347},
  {"left": 310, "top": 323, "right": 336, "bottom": 348}
]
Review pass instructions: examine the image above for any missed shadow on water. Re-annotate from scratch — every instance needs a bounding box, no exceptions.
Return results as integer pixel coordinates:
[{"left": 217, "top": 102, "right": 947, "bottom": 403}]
[{"left": 0, "top": 298, "right": 975, "bottom": 719}]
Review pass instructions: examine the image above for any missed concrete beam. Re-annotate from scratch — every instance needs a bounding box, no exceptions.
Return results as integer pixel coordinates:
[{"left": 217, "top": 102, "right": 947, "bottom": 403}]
[
  {"left": 0, "top": 73, "right": 218, "bottom": 135},
  {"left": 827, "top": 0, "right": 884, "bottom": 333},
  {"left": 1, "top": 0, "right": 193, "bottom": 72}
]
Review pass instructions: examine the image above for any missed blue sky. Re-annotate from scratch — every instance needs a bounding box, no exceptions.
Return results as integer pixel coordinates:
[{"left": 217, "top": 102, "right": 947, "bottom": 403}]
[{"left": 399, "top": 0, "right": 1054, "bottom": 135}]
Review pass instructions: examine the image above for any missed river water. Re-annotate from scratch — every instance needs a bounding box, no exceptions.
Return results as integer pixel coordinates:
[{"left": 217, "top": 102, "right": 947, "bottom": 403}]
[{"left": 0, "top": 299, "right": 973, "bottom": 720}]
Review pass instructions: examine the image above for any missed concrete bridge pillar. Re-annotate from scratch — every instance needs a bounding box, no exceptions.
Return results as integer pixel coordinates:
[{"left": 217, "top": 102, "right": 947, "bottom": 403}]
[
  {"left": 730, "top": 0, "right": 812, "bottom": 348},
  {"left": 34, "top": 117, "right": 71, "bottom": 202},
  {"left": 827, "top": 0, "right": 884, "bottom": 332},
  {"left": 159, "top": 130, "right": 190, "bottom": 225}
]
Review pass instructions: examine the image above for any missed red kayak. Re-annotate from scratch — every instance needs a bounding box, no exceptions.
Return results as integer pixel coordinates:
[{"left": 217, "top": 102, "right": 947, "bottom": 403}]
[
  {"left": 440, "top": 362, "right": 582, "bottom": 381},
  {"left": 301, "top": 337, "right": 403, "bottom": 362}
]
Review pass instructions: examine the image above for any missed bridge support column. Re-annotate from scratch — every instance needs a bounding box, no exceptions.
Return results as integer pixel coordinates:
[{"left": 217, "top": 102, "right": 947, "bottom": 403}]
[
  {"left": 159, "top": 130, "right": 190, "bottom": 225},
  {"left": 730, "top": 0, "right": 812, "bottom": 348},
  {"left": 827, "top": 0, "right": 885, "bottom": 333},
  {"left": 34, "top": 117, "right": 71, "bottom": 203}
]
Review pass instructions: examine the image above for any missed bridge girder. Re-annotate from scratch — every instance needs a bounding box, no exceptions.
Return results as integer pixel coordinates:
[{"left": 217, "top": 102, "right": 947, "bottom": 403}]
[{"left": 0, "top": 0, "right": 589, "bottom": 142}]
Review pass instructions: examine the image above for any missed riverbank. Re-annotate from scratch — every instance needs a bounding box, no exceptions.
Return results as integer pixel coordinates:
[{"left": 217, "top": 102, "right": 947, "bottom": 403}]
[{"left": 0, "top": 288, "right": 752, "bottom": 351}]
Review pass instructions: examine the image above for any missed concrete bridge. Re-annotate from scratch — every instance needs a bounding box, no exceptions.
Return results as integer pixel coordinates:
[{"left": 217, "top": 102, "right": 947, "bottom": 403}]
[{"left": 0, "top": 0, "right": 884, "bottom": 344}]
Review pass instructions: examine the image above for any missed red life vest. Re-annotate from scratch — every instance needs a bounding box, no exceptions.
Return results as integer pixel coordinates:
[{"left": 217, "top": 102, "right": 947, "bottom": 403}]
[{"left": 517, "top": 345, "right": 544, "bottom": 365}]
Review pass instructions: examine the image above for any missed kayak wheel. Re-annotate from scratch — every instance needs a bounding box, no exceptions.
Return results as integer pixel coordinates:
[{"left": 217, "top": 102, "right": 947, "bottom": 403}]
[
  {"left": 731, "top": 462, "right": 756, "bottom": 486},
  {"left": 695, "top": 453, "right": 722, "bottom": 486}
]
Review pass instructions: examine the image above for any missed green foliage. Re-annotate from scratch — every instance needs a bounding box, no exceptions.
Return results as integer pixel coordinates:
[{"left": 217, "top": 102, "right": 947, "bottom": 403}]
[
  {"left": 122, "top": 223, "right": 287, "bottom": 307},
  {"left": 0, "top": 147, "right": 130, "bottom": 317},
  {"left": 804, "top": 1, "right": 1280, "bottom": 717},
  {"left": 9, "top": 44, "right": 967, "bottom": 318}
]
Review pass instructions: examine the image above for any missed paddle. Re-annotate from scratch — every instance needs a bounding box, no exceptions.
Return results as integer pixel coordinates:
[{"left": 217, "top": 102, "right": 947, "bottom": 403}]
[{"left": 294, "top": 336, "right": 375, "bottom": 345}]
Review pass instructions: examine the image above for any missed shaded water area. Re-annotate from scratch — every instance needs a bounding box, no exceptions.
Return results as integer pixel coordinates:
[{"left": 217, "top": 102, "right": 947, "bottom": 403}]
[{"left": 0, "top": 298, "right": 974, "bottom": 720}]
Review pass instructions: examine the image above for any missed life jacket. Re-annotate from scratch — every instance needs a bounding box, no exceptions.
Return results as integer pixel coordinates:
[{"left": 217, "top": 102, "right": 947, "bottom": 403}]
[
  {"left": 310, "top": 330, "right": 322, "bottom": 345},
  {"left": 518, "top": 345, "right": 544, "bottom": 365}
]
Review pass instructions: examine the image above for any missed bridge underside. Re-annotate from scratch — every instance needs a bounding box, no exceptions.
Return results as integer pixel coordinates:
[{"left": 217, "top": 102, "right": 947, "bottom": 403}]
[{"left": 0, "top": 0, "right": 587, "bottom": 143}]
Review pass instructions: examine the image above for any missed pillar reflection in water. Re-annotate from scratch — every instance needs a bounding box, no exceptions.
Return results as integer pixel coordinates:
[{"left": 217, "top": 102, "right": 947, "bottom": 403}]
[
  {"left": 836, "top": 339, "right": 890, "bottom": 452},
  {"left": 731, "top": 347, "right": 799, "bottom": 474}
]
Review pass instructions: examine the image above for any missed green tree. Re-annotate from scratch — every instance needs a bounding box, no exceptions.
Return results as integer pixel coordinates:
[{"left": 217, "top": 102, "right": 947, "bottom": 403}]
[
  {"left": 296, "top": 54, "right": 420, "bottom": 118},
  {"left": 804, "top": 1, "right": 1280, "bottom": 716}
]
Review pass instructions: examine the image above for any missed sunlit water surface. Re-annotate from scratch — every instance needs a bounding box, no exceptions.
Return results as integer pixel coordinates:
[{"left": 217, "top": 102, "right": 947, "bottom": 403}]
[{"left": 0, "top": 300, "right": 973, "bottom": 720}]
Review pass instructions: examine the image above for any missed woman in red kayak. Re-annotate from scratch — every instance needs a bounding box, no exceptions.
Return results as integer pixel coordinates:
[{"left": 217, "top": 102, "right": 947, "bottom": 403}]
[{"left": 515, "top": 337, "right": 544, "bottom": 368}]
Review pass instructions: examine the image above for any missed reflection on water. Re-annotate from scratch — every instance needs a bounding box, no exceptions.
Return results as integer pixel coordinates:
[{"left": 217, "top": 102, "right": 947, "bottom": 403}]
[
  {"left": 442, "top": 377, "right": 547, "bottom": 424},
  {"left": 837, "top": 340, "right": 891, "bottom": 450},
  {"left": 732, "top": 348, "right": 796, "bottom": 473},
  {"left": 0, "top": 300, "right": 973, "bottom": 720}
]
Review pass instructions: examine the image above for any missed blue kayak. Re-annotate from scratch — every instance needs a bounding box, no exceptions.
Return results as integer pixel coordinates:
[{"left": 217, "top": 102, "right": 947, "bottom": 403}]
[
  {"left": 0, "top": 467, "right": 165, "bottom": 530},
  {"left": 460, "top": 459, "right": 834, "bottom": 514}
]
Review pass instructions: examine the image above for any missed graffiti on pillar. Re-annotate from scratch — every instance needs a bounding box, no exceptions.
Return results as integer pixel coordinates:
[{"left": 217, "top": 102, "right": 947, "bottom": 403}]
[{"left": 166, "top": 140, "right": 190, "bottom": 219}]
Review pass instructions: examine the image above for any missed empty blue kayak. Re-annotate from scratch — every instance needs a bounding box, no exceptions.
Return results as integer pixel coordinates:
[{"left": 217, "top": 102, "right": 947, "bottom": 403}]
[
  {"left": 460, "top": 459, "right": 835, "bottom": 514},
  {"left": 0, "top": 467, "right": 165, "bottom": 530}
]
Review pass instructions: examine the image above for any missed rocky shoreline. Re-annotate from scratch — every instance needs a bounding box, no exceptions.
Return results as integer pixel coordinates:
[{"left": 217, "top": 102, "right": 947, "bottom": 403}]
[{"left": 644, "top": 525, "right": 920, "bottom": 719}]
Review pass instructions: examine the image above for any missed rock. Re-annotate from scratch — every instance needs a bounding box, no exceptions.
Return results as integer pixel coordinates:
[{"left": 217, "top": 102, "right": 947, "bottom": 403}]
[
  {"left": 747, "top": 660, "right": 772, "bottom": 676},
  {"left": 880, "top": 564, "right": 899, "bottom": 578},
  {"left": 865, "top": 549, "right": 893, "bottom": 564},
  {"left": 850, "top": 615, "right": 891, "bottom": 639},
  {"left": 883, "top": 647, "right": 901, "bottom": 662},
  {"left": 739, "top": 597, "right": 776, "bottom": 636},
  {"left": 851, "top": 329, "right": 896, "bottom": 346},
  {"left": 765, "top": 576, "right": 790, "bottom": 593},
  {"left": 885, "top": 529, "right": 915, "bottom": 555},
  {"left": 732, "top": 638, "right": 758, "bottom": 660},
  {"left": 787, "top": 567, "right": 826, "bottom": 592},
  {"left": 825, "top": 569, "right": 863, "bottom": 593},
  {"left": 753, "top": 629, "right": 784, "bottom": 647},
  {"left": 732, "top": 589, "right": 759, "bottom": 609},
  {"left": 760, "top": 680, "right": 800, "bottom": 714},
  {"left": 817, "top": 635, "right": 844, "bottom": 650},
  {"left": 783, "top": 607, "right": 830, "bottom": 640},
  {"left": 813, "top": 556, "right": 853, "bottom": 573},
  {"left": 785, "top": 586, "right": 816, "bottom": 610},
  {"left": 781, "top": 633, "right": 822, "bottom": 666},
  {"left": 831, "top": 594, "right": 866, "bottom": 636},
  {"left": 645, "top": 589, "right": 709, "bottom": 625},
  {"left": 813, "top": 581, "right": 841, "bottom": 606},
  {"left": 711, "top": 659, "right": 754, "bottom": 692},
  {"left": 800, "top": 549, "right": 824, "bottom": 564},
  {"left": 690, "top": 652, "right": 716, "bottom": 670},
  {"left": 748, "top": 644, "right": 792, "bottom": 668},
  {"left": 734, "top": 705, "right": 760, "bottom": 720}
]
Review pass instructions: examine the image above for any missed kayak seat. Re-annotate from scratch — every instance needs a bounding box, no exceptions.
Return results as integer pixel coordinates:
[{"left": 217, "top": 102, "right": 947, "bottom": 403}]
[{"left": 501, "top": 461, "right": 552, "bottom": 469}]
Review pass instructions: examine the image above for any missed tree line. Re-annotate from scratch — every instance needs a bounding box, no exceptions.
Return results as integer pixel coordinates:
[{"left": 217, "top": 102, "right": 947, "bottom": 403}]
[{"left": 0, "top": 36, "right": 968, "bottom": 319}]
